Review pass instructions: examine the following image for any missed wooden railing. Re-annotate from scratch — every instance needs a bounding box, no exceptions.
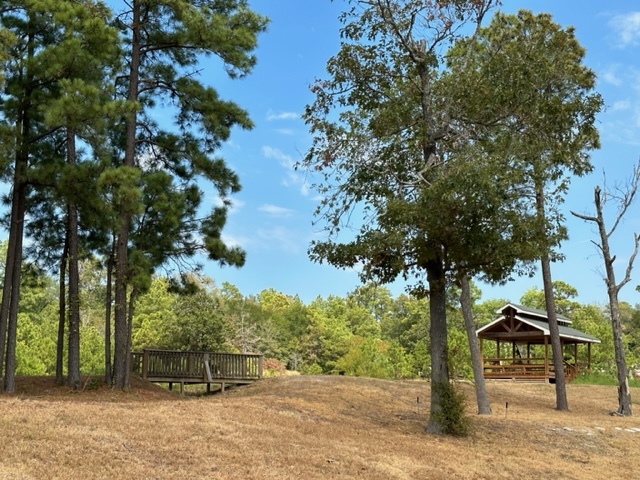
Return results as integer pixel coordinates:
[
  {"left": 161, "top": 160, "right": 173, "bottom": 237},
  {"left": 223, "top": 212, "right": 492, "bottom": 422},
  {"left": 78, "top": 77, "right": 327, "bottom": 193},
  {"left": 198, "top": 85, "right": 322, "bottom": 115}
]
[
  {"left": 483, "top": 357, "right": 577, "bottom": 381},
  {"left": 131, "top": 349, "right": 263, "bottom": 383}
]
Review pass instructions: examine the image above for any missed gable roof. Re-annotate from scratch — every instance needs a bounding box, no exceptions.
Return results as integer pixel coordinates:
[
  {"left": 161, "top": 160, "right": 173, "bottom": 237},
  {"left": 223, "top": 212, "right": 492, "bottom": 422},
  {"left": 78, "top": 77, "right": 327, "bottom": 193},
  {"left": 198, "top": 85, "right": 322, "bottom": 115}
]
[
  {"left": 497, "top": 302, "right": 572, "bottom": 325},
  {"left": 476, "top": 315, "right": 600, "bottom": 343},
  {"left": 477, "top": 303, "right": 600, "bottom": 344}
]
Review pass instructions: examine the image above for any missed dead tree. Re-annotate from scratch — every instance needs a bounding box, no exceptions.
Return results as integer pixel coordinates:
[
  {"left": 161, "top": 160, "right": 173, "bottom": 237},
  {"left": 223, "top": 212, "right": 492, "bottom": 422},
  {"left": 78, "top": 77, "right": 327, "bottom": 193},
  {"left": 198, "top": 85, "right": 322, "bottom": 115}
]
[{"left": 571, "top": 162, "right": 640, "bottom": 416}]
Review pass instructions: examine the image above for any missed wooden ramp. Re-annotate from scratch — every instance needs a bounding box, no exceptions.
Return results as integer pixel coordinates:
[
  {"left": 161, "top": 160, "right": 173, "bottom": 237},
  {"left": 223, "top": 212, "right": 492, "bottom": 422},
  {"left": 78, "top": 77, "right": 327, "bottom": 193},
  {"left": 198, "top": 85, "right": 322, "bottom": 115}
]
[{"left": 131, "top": 349, "right": 263, "bottom": 393}]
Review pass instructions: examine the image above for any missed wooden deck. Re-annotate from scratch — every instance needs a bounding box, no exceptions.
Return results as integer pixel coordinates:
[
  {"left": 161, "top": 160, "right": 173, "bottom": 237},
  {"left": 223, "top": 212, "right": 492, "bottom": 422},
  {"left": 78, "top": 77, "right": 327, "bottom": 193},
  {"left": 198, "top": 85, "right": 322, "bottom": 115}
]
[{"left": 131, "top": 349, "right": 263, "bottom": 393}]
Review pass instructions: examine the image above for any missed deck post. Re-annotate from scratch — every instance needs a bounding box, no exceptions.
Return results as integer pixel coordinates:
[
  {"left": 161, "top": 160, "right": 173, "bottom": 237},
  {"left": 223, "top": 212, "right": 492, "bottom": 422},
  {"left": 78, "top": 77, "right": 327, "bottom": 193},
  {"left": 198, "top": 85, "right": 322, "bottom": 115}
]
[
  {"left": 203, "top": 353, "right": 213, "bottom": 382},
  {"left": 142, "top": 349, "right": 149, "bottom": 380}
]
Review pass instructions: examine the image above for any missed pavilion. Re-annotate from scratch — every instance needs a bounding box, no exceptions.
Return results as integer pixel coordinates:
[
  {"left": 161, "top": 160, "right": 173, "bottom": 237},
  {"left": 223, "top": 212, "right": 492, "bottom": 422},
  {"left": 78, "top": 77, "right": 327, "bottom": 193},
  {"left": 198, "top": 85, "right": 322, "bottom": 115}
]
[{"left": 476, "top": 303, "right": 600, "bottom": 382}]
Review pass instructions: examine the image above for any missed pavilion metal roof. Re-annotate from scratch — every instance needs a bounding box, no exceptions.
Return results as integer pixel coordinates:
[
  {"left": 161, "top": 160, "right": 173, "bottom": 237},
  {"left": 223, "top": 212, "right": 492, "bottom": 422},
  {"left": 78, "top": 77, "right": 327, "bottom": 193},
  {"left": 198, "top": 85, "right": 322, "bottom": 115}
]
[{"left": 477, "top": 303, "right": 601, "bottom": 344}]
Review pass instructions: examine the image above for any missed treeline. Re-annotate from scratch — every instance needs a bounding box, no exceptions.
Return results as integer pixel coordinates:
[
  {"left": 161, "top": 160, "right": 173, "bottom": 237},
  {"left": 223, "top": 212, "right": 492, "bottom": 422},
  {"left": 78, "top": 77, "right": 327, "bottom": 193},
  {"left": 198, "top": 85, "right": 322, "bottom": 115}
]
[
  {"left": 0, "top": 0, "right": 268, "bottom": 391},
  {"left": 13, "top": 262, "right": 640, "bottom": 380}
]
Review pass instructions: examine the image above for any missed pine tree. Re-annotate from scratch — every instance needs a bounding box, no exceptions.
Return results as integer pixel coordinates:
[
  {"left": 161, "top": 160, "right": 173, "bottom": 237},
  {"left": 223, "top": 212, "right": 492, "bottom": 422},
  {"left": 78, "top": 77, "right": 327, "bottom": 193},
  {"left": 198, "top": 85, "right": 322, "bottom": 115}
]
[{"left": 109, "top": 0, "right": 268, "bottom": 389}]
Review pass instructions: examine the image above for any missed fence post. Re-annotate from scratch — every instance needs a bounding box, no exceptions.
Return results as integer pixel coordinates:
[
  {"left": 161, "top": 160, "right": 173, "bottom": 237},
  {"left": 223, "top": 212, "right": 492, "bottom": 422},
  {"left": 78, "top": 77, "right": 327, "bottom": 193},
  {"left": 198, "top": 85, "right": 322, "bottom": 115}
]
[
  {"left": 258, "top": 355, "right": 263, "bottom": 378},
  {"left": 142, "top": 349, "right": 149, "bottom": 380}
]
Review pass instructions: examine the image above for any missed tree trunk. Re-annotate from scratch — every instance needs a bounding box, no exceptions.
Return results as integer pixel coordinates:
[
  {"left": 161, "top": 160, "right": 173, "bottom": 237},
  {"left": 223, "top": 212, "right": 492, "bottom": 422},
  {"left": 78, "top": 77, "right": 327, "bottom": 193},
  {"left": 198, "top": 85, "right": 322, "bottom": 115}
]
[
  {"left": 540, "top": 253, "right": 569, "bottom": 410},
  {"left": 124, "top": 287, "right": 139, "bottom": 387},
  {"left": 2, "top": 16, "right": 35, "bottom": 393},
  {"left": 594, "top": 187, "right": 632, "bottom": 415},
  {"left": 534, "top": 180, "right": 569, "bottom": 411},
  {"left": 56, "top": 237, "right": 68, "bottom": 385},
  {"left": 609, "top": 293, "right": 632, "bottom": 415},
  {"left": 426, "top": 257, "right": 451, "bottom": 434},
  {"left": 66, "top": 128, "right": 81, "bottom": 389},
  {"left": 0, "top": 185, "right": 20, "bottom": 389},
  {"left": 4, "top": 181, "right": 26, "bottom": 394},
  {"left": 104, "top": 241, "right": 114, "bottom": 384},
  {"left": 113, "top": 0, "right": 142, "bottom": 390},
  {"left": 460, "top": 274, "right": 491, "bottom": 414}
]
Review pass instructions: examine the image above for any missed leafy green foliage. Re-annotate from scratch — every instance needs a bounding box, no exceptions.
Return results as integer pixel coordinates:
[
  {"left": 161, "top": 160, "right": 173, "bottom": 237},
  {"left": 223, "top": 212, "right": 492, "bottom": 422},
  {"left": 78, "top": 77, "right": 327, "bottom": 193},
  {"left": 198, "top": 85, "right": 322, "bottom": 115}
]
[{"left": 430, "top": 381, "right": 472, "bottom": 437}]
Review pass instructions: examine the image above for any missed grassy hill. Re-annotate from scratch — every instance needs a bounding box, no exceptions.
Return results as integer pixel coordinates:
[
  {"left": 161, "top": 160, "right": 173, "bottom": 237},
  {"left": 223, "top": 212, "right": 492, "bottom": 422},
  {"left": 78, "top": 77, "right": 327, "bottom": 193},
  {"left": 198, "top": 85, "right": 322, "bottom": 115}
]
[{"left": 0, "top": 375, "right": 637, "bottom": 479}]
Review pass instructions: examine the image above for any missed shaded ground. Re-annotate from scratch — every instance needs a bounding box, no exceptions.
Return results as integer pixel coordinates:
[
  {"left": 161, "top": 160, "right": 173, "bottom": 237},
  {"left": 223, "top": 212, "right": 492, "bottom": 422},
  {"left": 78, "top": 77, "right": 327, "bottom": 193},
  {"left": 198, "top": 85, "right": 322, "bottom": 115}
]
[{"left": 0, "top": 375, "right": 637, "bottom": 479}]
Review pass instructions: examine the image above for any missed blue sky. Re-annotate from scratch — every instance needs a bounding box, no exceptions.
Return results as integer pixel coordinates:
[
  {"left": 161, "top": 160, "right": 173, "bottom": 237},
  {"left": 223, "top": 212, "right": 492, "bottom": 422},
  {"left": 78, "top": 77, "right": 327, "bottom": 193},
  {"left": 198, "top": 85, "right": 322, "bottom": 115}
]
[{"left": 180, "top": 1, "right": 640, "bottom": 306}]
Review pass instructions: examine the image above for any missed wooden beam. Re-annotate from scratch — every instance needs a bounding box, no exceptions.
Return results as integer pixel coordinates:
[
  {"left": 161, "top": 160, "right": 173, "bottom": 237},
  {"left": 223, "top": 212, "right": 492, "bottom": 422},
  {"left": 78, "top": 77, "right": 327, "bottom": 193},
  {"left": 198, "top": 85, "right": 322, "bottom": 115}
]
[{"left": 483, "top": 331, "right": 546, "bottom": 339}]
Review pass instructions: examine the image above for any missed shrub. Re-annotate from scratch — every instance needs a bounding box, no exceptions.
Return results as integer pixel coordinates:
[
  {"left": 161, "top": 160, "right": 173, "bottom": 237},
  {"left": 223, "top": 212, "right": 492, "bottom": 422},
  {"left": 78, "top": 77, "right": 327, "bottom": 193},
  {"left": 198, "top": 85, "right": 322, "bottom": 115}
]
[
  {"left": 263, "top": 358, "right": 287, "bottom": 377},
  {"left": 431, "top": 381, "right": 471, "bottom": 436},
  {"left": 301, "top": 363, "right": 323, "bottom": 375}
]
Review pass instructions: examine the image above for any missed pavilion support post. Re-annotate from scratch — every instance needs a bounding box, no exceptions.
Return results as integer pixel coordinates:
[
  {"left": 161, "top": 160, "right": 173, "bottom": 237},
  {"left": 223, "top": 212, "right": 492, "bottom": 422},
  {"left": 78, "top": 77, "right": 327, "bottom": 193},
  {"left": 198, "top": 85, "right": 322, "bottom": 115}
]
[
  {"left": 497, "top": 339, "right": 500, "bottom": 360},
  {"left": 512, "top": 341, "right": 516, "bottom": 361},
  {"left": 527, "top": 343, "right": 531, "bottom": 364},
  {"left": 588, "top": 343, "right": 592, "bottom": 371},
  {"left": 544, "top": 337, "right": 549, "bottom": 379},
  {"left": 574, "top": 342, "right": 578, "bottom": 375}
]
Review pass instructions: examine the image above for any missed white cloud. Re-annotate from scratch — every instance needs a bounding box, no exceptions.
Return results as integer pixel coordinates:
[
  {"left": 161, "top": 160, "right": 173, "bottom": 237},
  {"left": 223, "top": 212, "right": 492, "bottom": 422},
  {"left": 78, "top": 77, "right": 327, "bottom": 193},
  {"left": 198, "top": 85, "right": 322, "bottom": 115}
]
[
  {"left": 257, "top": 226, "right": 304, "bottom": 254},
  {"left": 211, "top": 195, "right": 245, "bottom": 214},
  {"left": 610, "top": 99, "right": 631, "bottom": 112},
  {"left": 262, "top": 145, "right": 294, "bottom": 168},
  {"left": 600, "top": 65, "right": 623, "bottom": 86},
  {"left": 259, "top": 204, "right": 294, "bottom": 217},
  {"left": 262, "top": 145, "right": 310, "bottom": 196},
  {"left": 266, "top": 110, "right": 299, "bottom": 121},
  {"left": 221, "top": 232, "right": 249, "bottom": 248},
  {"left": 609, "top": 12, "right": 640, "bottom": 47}
]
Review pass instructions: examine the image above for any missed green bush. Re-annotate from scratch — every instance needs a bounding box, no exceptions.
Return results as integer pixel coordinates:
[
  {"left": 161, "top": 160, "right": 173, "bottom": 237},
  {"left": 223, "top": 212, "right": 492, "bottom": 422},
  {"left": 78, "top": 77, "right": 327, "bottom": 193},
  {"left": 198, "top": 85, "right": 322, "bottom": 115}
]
[
  {"left": 431, "top": 381, "right": 471, "bottom": 436},
  {"left": 301, "top": 362, "right": 323, "bottom": 375}
]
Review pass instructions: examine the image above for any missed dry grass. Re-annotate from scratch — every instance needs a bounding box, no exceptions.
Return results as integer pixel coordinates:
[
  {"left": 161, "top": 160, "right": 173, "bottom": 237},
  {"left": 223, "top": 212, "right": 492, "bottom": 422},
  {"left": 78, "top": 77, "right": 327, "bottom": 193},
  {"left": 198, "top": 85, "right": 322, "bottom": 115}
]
[{"left": 0, "top": 375, "right": 638, "bottom": 479}]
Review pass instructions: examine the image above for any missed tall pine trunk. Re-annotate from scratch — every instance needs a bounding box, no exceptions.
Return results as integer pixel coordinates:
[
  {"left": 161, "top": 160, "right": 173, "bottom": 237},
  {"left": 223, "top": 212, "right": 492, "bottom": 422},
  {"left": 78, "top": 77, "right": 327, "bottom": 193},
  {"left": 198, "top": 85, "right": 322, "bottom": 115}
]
[
  {"left": 0, "top": 188, "right": 20, "bottom": 388},
  {"left": 56, "top": 238, "right": 68, "bottom": 384},
  {"left": 66, "top": 128, "right": 81, "bottom": 389},
  {"left": 104, "top": 242, "right": 114, "bottom": 384},
  {"left": 460, "top": 274, "right": 491, "bottom": 415},
  {"left": 113, "top": 0, "right": 142, "bottom": 390},
  {"left": 1, "top": 17, "right": 35, "bottom": 393},
  {"left": 3, "top": 185, "right": 26, "bottom": 394}
]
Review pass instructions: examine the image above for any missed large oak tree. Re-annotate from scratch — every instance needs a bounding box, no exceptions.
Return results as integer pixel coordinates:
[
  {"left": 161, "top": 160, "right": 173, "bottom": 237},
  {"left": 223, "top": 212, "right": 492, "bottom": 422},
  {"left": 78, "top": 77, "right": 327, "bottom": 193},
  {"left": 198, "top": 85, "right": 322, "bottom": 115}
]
[{"left": 303, "top": 1, "right": 601, "bottom": 432}]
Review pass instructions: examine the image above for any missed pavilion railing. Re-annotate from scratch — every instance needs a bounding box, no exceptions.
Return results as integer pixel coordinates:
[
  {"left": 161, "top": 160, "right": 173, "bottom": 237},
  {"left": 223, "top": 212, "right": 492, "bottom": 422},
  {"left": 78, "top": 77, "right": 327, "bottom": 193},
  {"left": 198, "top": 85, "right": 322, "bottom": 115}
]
[{"left": 483, "top": 357, "right": 578, "bottom": 380}]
